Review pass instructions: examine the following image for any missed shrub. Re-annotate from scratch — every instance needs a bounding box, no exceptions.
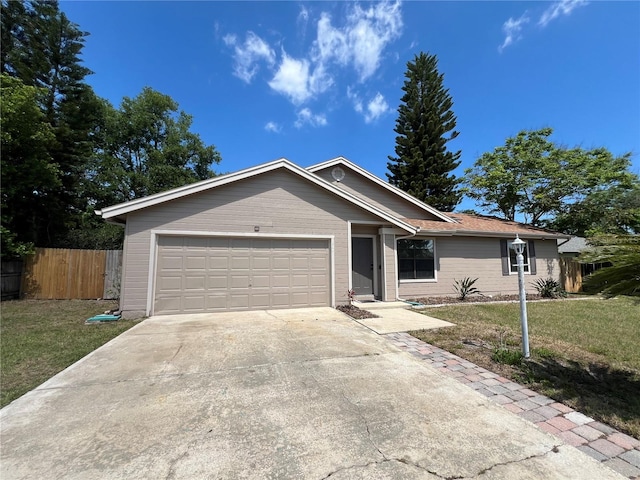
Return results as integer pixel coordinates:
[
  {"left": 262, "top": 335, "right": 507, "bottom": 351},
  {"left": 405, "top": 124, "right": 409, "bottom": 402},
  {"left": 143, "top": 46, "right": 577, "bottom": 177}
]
[
  {"left": 532, "top": 277, "right": 567, "bottom": 298},
  {"left": 453, "top": 277, "right": 481, "bottom": 300}
]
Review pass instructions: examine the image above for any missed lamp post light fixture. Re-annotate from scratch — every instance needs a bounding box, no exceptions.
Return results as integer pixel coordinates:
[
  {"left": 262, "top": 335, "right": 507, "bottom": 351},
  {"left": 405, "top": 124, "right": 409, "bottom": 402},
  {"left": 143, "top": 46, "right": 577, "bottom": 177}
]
[{"left": 511, "top": 235, "right": 530, "bottom": 358}]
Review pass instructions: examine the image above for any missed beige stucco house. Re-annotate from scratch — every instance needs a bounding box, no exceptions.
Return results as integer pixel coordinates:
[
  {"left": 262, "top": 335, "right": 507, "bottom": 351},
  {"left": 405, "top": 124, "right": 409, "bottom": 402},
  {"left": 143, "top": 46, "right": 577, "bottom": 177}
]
[{"left": 98, "top": 157, "right": 569, "bottom": 318}]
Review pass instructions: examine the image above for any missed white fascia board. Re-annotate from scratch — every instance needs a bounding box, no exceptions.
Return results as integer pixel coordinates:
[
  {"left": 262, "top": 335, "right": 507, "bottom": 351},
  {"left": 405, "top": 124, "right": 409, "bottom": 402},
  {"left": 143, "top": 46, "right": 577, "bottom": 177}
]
[
  {"left": 98, "top": 157, "right": 416, "bottom": 234},
  {"left": 418, "top": 229, "right": 571, "bottom": 240},
  {"left": 306, "top": 156, "right": 457, "bottom": 224}
]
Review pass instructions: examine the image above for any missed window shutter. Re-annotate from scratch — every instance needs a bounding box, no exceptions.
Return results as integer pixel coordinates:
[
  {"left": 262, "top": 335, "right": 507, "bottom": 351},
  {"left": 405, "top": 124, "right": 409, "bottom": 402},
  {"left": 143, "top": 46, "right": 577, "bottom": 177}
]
[
  {"left": 500, "top": 239, "right": 509, "bottom": 276},
  {"left": 528, "top": 241, "right": 537, "bottom": 275}
]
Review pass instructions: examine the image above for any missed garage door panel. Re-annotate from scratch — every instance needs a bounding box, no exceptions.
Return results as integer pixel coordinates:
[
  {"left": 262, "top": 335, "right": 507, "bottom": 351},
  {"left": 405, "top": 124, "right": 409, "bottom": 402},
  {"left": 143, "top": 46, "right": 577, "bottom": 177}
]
[
  {"left": 231, "top": 275, "right": 250, "bottom": 288},
  {"left": 185, "top": 276, "right": 205, "bottom": 290},
  {"left": 272, "top": 257, "right": 290, "bottom": 269},
  {"left": 158, "top": 276, "right": 183, "bottom": 291},
  {"left": 185, "top": 256, "right": 206, "bottom": 270},
  {"left": 311, "top": 274, "right": 328, "bottom": 287},
  {"left": 292, "top": 274, "right": 309, "bottom": 286},
  {"left": 183, "top": 295, "right": 206, "bottom": 311},
  {"left": 291, "top": 258, "right": 309, "bottom": 269},
  {"left": 230, "top": 294, "right": 250, "bottom": 308},
  {"left": 207, "top": 275, "right": 228, "bottom": 288},
  {"left": 209, "top": 256, "right": 228, "bottom": 269},
  {"left": 161, "top": 256, "right": 183, "bottom": 270},
  {"left": 206, "top": 295, "right": 227, "bottom": 310},
  {"left": 155, "top": 236, "right": 330, "bottom": 314},
  {"left": 252, "top": 275, "right": 270, "bottom": 288}
]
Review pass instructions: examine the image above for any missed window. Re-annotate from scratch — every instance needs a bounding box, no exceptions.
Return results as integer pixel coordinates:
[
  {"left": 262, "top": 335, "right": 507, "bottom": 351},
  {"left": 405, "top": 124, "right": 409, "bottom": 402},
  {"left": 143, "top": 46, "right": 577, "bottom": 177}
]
[
  {"left": 398, "top": 239, "right": 435, "bottom": 280},
  {"left": 509, "top": 242, "right": 529, "bottom": 273},
  {"left": 501, "top": 239, "right": 537, "bottom": 276}
]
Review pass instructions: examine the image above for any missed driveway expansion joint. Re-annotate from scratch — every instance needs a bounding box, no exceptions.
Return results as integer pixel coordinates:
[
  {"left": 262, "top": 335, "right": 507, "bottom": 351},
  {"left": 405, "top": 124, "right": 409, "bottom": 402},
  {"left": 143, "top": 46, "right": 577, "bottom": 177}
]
[{"left": 386, "top": 332, "right": 639, "bottom": 479}]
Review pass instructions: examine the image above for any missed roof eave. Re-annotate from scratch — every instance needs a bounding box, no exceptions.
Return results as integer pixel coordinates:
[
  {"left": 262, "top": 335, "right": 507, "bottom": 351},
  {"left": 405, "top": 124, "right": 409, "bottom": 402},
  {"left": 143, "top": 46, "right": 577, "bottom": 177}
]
[{"left": 306, "top": 157, "right": 457, "bottom": 224}]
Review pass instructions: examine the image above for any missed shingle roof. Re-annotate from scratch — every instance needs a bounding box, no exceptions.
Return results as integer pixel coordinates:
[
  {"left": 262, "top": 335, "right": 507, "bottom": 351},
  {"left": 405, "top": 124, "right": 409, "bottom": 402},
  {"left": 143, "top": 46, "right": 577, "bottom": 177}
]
[
  {"left": 557, "top": 236, "right": 588, "bottom": 253},
  {"left": 403, "top": 213, "right": 570, "bottom": 239}
]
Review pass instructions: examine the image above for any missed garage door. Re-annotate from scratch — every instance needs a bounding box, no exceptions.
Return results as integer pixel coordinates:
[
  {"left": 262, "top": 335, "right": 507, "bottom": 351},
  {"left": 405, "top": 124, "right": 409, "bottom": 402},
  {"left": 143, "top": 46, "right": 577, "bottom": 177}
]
[{"left": 154, "top": 236, "right": 331, "bottom": 314}]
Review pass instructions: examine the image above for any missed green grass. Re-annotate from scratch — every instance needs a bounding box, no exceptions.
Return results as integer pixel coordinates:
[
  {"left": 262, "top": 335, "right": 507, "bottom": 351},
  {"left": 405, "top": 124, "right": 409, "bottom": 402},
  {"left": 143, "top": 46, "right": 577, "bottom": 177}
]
[
  {"left": 410, "top": 296, "right": 640, "bottom": 438},
  {"left": 1, "top": 300, "right": 139, "bottom": 408}
]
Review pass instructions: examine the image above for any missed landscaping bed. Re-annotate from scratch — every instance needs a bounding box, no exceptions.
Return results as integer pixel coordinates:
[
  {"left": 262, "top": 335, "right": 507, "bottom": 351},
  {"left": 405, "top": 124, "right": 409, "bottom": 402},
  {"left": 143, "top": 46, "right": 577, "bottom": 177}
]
[
  {"left": 414, "top": 294, "right": 544, "bottom": 305},
  {"left": 409, "top": 296, "right": 640, "bottom": 439},
  {"left": 336, "top": 304, "right": 379, "bottom": 319}
]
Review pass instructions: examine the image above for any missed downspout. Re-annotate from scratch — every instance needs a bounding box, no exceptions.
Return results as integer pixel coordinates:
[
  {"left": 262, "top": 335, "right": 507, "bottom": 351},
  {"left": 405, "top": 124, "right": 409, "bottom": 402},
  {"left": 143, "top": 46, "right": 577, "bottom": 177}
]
[{"left": 395, "top": 227, "right": 420, "bottom": 302}]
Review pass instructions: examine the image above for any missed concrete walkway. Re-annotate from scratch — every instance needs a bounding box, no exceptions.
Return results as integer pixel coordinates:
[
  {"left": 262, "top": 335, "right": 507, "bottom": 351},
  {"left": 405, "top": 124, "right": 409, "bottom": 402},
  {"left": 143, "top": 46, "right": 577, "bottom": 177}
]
[{"left": 387, "top": 332, "right": 640, "bottom": 479}]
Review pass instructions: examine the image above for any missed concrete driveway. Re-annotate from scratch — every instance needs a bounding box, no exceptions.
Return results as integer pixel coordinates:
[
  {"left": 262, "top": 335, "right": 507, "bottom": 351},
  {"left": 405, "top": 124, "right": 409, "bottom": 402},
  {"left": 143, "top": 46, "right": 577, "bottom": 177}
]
[{"left": 0, "top": 308, "right": 623, "bottom": 479}]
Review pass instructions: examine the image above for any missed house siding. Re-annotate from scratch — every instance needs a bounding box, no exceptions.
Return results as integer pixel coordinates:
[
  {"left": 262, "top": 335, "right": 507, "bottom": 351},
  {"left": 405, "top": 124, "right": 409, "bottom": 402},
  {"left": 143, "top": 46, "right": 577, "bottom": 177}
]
[
  {"left": 313, "top": 167, "right": 442, "bottom": 220},
  {"left": 397, "top": 236, "right": 560, "bottom": 299},
  {"left": 382, "top": 234, "right": 397, "bottom": 301},
  {"left": 120, "top": 169, "right": 388, "bottom": 316}
]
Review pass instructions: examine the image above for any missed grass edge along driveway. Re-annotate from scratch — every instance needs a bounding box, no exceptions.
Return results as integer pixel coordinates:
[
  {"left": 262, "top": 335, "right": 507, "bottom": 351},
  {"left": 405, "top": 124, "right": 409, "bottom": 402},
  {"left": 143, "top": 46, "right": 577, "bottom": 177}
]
[
  {"left": 410, "top": 296, "right": 640, "bottom": 439},
  {"left": 1, "top": 299, "right": 139, "bottom": 408}
]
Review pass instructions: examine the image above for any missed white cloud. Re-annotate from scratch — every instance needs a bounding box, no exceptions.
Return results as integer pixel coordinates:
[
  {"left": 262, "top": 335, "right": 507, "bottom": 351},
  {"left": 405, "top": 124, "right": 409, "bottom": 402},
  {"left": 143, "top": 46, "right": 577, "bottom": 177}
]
[
  {"left": 268, "top": 52, "right": 333, "bottom": 105},
  {"left": 264, "top": 121, "right": 281, "bottom": 133},
  {"left": 364, "top": 92, "right": 389, "bottom": 123},
  {"left": 347, "top": 88, "right": 390, "bottom": 123},
  {"left": 223, "top": 1, "right": 403, "bottom": 121},
  {"left": 225, "top": 31, "right": 275, "bottom": 83},
  {"left": 539, "top": 0, "right": 588, "bottom": 27},
  {"left": 294, "top": 108, "right": 328, "bottom": 128},
  {"left": 498, "top": 13, "right": 530, "bottom": 52},
  {"left": 347, "top": 86, "right": 364, "bottom": 113},
  {"left": 268, "top": 53, "right": 312, "bottom": 104},
  {"left": 312, "top": 1, "right": 403, "bottom": 82}
]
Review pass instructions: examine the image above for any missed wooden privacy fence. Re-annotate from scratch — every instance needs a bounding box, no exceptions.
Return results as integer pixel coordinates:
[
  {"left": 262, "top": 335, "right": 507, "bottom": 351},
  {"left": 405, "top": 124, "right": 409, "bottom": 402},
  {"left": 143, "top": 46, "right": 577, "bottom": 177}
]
[
  {"left": 20, "top": 248, "right": 122, "bottom": 300},
  {"left": 559, "top": 257, "right": 582, "bottom": 293}
]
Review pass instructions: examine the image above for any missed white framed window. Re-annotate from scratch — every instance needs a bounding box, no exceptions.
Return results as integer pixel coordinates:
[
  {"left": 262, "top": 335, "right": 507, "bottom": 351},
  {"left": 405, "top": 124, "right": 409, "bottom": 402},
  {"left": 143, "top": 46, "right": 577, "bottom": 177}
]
[{"left": 397, "top": 239, "right": 435, "bottom": 280}]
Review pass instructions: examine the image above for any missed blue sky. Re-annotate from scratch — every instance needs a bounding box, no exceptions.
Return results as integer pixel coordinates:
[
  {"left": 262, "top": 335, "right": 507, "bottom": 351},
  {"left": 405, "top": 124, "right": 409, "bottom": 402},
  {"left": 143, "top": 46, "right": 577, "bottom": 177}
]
[{"left": 61, "top": 0, "right": 639, "bottom": 212}]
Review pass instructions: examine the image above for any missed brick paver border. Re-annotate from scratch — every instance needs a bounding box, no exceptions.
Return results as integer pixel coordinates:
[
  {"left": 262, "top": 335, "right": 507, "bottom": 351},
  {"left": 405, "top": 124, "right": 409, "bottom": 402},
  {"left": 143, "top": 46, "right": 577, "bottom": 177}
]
[{"left": 386, "top": 332, "right": 640, "bottom": 479}]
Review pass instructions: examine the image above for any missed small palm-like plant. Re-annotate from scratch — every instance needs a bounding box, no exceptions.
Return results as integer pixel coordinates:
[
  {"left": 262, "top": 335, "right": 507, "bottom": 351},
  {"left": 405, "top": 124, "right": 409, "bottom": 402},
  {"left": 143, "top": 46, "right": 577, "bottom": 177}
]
[
  {"left": 453, "top": 277, "right": 481, "bottom": 300},
  {"left": 532, "top": 278, "right": 567, "bottom": 298}
]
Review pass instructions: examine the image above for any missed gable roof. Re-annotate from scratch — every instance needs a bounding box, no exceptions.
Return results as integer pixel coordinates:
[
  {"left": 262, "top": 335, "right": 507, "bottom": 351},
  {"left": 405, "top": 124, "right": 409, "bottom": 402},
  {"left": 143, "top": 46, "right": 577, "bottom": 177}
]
[
  {"left": 405, "top": 213, "right": 571, "bottom": 239},
  {"left": 307, "top": 156, "right": 456, "bottom": 224},
  {"left": 96, "top": 158, "right": 418, "bottom": 233}
]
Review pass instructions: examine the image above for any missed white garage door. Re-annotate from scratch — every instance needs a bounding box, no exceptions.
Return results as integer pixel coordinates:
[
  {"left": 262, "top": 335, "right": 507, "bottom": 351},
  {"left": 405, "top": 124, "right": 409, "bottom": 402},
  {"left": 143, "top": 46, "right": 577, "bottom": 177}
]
[{"left": 154, "top": 236, "right": 331, "bottom": 314}]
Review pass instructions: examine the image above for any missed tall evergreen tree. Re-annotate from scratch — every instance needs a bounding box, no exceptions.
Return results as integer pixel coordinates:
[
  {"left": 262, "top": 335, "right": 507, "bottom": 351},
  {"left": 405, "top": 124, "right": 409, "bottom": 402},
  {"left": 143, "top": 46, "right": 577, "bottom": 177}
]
[
  {"left": 387, "top": 52, "right": 461, "bottom": 211},
  {"left": 1, "top": 0, "right": 101, "bottom": 246}
]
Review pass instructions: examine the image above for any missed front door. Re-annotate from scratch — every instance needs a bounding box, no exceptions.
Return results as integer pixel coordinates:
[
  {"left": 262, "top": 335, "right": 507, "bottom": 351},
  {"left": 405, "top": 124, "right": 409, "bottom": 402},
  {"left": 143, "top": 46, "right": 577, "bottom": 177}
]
[{"left": 351, "top": 237, "right": 374, "bottom": 295}]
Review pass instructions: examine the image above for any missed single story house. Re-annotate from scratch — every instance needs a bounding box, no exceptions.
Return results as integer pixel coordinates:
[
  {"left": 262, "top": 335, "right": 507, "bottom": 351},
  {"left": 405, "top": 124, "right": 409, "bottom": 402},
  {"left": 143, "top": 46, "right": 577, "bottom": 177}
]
[{"left": 98, "top": 157, "right": 570, "bottom": 318}]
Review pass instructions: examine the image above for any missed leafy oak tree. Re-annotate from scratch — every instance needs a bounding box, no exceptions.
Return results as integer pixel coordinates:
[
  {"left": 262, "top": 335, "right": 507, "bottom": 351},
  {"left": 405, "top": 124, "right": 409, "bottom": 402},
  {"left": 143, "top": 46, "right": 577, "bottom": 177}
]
[
  {"left": 387, "top": 52, "right": 461, "bottom": 211},
  {"left": 548, "top": 183, "right": 640, "bottom": 236},
  {"left": 463, "top": 128, "right": 636, "bottom": 226},
  {"left": 581, "top": 235, "right": 640, "bottom": 297},
  {"left": 0, "top": 74, "right": 56, "bottom": 257},
  {"left": 88, "top": 87, "right": 221, "bottom": 206}
]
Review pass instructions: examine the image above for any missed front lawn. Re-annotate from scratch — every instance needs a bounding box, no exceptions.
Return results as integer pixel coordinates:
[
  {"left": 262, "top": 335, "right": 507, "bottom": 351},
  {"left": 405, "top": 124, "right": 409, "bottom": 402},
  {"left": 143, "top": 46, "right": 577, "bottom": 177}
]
[
  {"left": 410, "top": 296, "right": 640, "bottom": 438},
  {"left": 1, "top": 300, "right": 139, "bottom": 408}
]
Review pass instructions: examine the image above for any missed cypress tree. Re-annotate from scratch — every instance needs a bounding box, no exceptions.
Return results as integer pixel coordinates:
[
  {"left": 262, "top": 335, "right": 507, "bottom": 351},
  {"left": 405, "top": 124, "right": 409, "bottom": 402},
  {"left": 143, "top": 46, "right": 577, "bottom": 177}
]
[{"left": 387, "top": 52, "right": 461, "bottom": 211}]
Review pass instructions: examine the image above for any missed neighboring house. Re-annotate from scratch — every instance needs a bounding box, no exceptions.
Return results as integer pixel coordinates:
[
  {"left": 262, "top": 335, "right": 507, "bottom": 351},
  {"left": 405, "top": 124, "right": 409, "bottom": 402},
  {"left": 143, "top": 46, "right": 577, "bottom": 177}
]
[
  {"left": 97, "top": 157, "right": 570, "bottom": 318},
  {"left": 557, "top": 236, "right": 609, "bottom": 292}
]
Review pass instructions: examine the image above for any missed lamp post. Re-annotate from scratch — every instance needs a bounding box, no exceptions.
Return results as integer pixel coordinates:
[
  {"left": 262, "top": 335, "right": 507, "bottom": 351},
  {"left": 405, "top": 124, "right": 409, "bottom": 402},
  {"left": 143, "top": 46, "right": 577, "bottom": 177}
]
[{"left": 511, "top": 235, "right": 530, "bottom": 358}]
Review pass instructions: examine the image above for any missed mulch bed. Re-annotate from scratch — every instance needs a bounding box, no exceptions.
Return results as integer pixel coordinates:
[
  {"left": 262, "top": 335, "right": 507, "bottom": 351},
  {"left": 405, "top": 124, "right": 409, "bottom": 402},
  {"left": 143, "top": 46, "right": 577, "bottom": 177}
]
[
  {"left": 336, "top": 304, "right": 379, "bottom": 319},
  {"left": 414, "top": 294, "right": 543, "bottom": 305}
]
